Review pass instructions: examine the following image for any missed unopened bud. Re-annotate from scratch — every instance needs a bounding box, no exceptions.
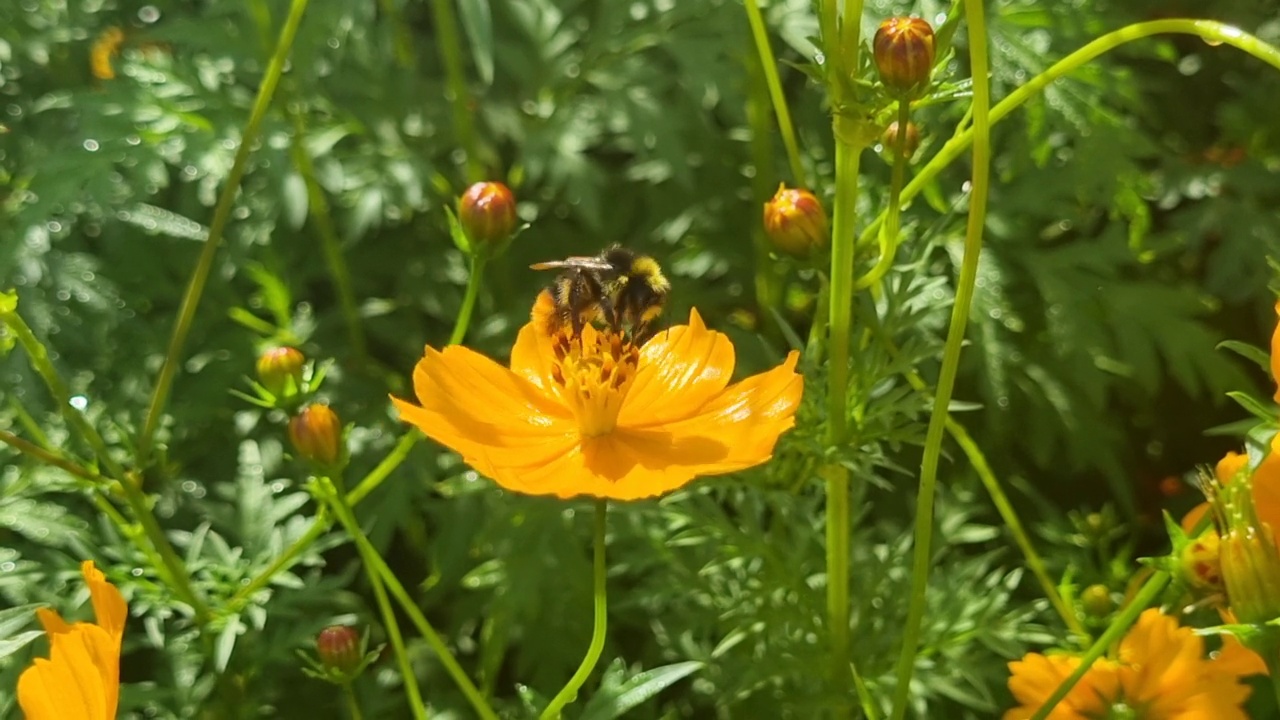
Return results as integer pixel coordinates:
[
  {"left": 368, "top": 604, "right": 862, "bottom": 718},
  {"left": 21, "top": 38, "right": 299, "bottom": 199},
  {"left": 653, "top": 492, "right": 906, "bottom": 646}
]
[
  {"left": 1178, "top": 529, "right": 1224, "bottom": 593},
  {"left": 289, "top": 404, "right": 343, "bottom": 467},
  {"left": 762, "top": 184, "right": 828, "bottom": 258},
  {"left": 459, "top": 181, "right": 517, "bottom": 246},
  {"left": 316, "top": 625, "right": 361, "bottom": 674},
  {"left": 256, "top": 347, "right": 305, "bottom": 397},
  {"left": 1210, "top": 475, "right": 1280, "bottom": 624},
  {"left": 1080, "top": 584, "right": 1113, "bottom": 618},
  {"left": 873, "top": 17, "right": 936, "bottom": 97},
  {"left": 881, "top": 120, "right": 920, "bottom": 160}
]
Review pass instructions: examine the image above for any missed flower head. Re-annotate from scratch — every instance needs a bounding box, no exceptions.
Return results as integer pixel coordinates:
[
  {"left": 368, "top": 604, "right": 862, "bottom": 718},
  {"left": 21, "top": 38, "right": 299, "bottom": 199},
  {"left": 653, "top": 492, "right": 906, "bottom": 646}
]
[
  {"left": 392, "top": 294, "right": 803, "bottom": 500},
  {"left": 18, "top": 561, "right": 127, "bottom": 720},
  {"left": 316, "top": 625, "right": 362, "bottom": 674},
  {"left": 881, "top": 120, "right": 921, "bottom": 160},
  {"left": 289, "top": 404, "right": 344, "bottom": 467},
  {"left": 256, "top": 346, "right": 306, "bottom": 398},
  {"left": 1004, "top": 609, "right": 1252, "bottom": 719},
  {"left": 763, "top": 184, "right": 829, "bottom": 257}
]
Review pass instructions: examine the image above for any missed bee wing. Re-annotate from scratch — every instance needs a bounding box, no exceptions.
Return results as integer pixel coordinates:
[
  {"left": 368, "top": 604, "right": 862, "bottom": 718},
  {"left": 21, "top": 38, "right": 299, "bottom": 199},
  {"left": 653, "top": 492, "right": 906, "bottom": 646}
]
[{"left": 529, "top": 256, "right": 615, "bottom": 272}]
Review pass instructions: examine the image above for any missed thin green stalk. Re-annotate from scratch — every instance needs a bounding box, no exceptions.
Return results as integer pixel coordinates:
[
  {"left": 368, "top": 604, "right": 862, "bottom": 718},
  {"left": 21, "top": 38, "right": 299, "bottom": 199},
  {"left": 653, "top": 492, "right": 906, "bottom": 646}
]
[
  {"left": 822, "top": 0, "right": 865, "bottom": 714},
  {"left": 744, "top": 46, "right": 785, "bottom": 348},
  {"left": 138, "top": 0, "right": 311, "bottom": 466},
  {"left": 449, "top": 255, "right": 487, "bottom": 345},
  {"left": 1030, "top": 572, "right": 1169, "bottom": 720},
  {"left": 429, "top": 0, "right": 482, "bottom": 183},
  {"left": 376, "top": 0, "right": 416, "bottom": 69},
  {"left": 743, "top": 0, "right": 806, "bottom": 186},
  {"left": 0, "top": 427, "right": 100, "bottom": 483},
  {"left": 322, "top": 478, "right": 428, "bottom": 720},
  {"left": 346, "top": 431, "right": 422, "bottom": 506},
  {"left": 859, "top": 19, "right": 1280, "bottom": 249},
  {"left": 1, "top": 307, "right": 210, "bottom": 623},
  {"left": 343, "top": 683, "right": 365, "bottom": 720},
  {"left": 286, "top": 102, "right": 367, "bottom": 360},
  {"left": 225, "top": 506, "right": 331, "bottom": 613},
  {"left": 539, "top": 500, "right": 609, "bottom": 720},
  {"left": 889, "top": 0, "right": 990, "bottom": 717},
  {"left": 853, "top": 101, "right": 911, "bottom": 291}
]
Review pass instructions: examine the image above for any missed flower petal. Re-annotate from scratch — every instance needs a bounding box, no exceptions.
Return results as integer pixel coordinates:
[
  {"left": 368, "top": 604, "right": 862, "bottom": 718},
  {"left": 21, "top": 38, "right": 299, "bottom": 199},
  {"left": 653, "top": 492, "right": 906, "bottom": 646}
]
[
  {"left": 621, "top": 350, "right": 803, "bottom": 471},
  {"left": 619, "top": 308, "right": 736, "bottom": 428},
  {"left": 494, "top": 433, "right": 703, "bottom": 501},
  {"left": 81, "top": 561, "right": 126, "bottom": 647},
  {"left": 19, "top": 624, "right": 114, "bottom": 720},
  {"left": 509, "top": 313, "right": 564, "bottom": 396}
]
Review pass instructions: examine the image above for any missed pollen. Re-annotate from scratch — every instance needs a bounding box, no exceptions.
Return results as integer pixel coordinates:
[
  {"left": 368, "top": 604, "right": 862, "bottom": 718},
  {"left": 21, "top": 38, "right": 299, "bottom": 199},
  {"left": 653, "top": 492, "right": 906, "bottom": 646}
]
[{"left": 550, "top": 329, "right": 639, "bottom": 438}]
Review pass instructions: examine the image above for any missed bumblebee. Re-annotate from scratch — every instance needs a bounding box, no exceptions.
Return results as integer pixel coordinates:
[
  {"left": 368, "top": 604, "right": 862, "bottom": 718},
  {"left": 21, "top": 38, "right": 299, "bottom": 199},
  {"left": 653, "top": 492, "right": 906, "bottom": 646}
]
[{"left": 530, "top": 245, "right": 670, "bottom": 342}]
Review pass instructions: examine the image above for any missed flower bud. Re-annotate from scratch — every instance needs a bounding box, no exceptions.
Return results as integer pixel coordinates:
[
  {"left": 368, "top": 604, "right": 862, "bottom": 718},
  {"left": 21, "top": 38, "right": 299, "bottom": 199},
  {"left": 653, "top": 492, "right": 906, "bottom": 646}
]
[
  {"left": 873, "top": 17, "right": 936, "bottom": 97},
  {"left": 1210, "top": 475, "right": 1280, "bottom": 624},
  {"left": 256, "top": 347, "right": 305, "bottom": 398},
  {"left": 316, "top": 625, "right": 361, "bottom": 674},
  {"left": 289, "top": 404, "right": 343, "bottom": 467},
  {"left": 881, "top": 120, "right": 920, "bottom": 160},
  {"left": 1080, "top": 584, "right": 1113, "bottom": 618},
  {"left": 459, "top": 181, "right": 517, "bottom": 246},
  {"left": 762, "top": 184, "right": 828, "bottom": 257},
  {"left": 1178, "top": 529, "right": 1223, "bottom": 593}
]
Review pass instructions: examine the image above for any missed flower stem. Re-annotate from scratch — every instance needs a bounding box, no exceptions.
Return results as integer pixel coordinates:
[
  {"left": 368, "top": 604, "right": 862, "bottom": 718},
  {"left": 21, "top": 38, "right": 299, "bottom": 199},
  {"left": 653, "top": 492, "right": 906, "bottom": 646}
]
[
  {"left": 321, "top": 477, "right": 428, "bottom": 720},
  {"left": 0, "top": 427, "right": 99, "bottom": 483},
  {"left": 821, "top": 1, "right": 865, "bottom": 713},
  {"left": 345, "top": 431, "right": 422, "bottom": 507},
  {"left": 137, "top": 0, "right": 310, "bottom": 467},
  {"left": 858, "top": 20, "right": 1280, "bottom": 249},
  {"left": 1030, "top": 571, "right": 1169, "bottom": 720},
  {"left": 343, "top": 683, "right": 365, "bottom": 720},
  {"left": 889, "top": 1, "right": 991, "bottom": 717},
  {"left": 743, "top": 0, "right": 806, "bottom": 186},
  {"left": 853, "top": 101, "right": 910, "bottom": 291},
  {"left": 449, "top": 254, "right": 487, "bottom": 345},
  {"left": 429, "top": 0, "right": 483, "bottom": 183},
  {"left": 744, "top": 45, "right": 785, "bottom": 347},
  {"left": 224, "top": 506, "right": 331, "bottom": 613},
  {"left": 539, "top": 500, "right": 609, "bottom": 720}
]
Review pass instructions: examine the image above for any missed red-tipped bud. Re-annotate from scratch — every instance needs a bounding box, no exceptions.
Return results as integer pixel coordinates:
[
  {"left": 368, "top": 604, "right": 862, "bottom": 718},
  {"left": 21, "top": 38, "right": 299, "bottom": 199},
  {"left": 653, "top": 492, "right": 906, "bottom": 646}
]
[
  {"left": 459, "top": 181, "right": 517, "bottom": 245},
  {"left": 762, "top": 184, "right": 828, "bottom": 258},
  {"left": 256, "top": 346, "right": 305, "bottom": 397},
  {"left": 289, "top": 404, "right": 343, "bottom": 467},
  {"left": 881, "top": 120, "right": 921, "bottom": 160},
  {"left": 1080, "top": 584, "right": 1113, "bottom": 618},
  {"left": 873, "top": 17, "right": 936, "bottom": 97},
  {"left": 316, "top": 625, "right": 361, "bottom": 673}
]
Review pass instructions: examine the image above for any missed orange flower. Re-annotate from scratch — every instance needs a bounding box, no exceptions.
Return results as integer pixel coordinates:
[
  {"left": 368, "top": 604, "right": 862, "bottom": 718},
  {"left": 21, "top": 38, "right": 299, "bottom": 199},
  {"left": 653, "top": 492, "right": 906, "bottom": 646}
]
[
  {"left": 90, "top": 27, "right": 124, "bottom": 81},
  {"left": 392, "top": 293, "right": 803, "bottom": 500},
  {"left": 1181, "top": 436, "right": 1280, "bottom": 535},
  {"left": 18, "top": 561, "right": 127, "bottom": 720},
  {"left": 1004, "top": 609, "right": 1252, "bottom": 719}
]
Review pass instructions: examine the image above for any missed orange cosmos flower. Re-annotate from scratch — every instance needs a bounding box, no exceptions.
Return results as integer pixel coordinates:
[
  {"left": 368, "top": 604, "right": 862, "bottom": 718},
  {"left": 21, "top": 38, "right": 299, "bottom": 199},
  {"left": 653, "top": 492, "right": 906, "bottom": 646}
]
[
  {"left": 1004, "top": 609, "right": 1252, "bottom": 719},
  {"left": 18, "top": 561, "right": 127, "bottom": 720},
  {"left": 392, "top": 292, "right": 803, "bottom": 500}
]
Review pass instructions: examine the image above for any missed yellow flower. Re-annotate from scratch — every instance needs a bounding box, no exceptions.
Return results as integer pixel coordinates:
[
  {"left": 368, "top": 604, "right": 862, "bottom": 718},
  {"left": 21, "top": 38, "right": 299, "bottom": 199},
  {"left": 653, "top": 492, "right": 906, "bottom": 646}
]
[
  {"left": 18, "top": 561, "right": 127, "bottom": 720},
  {"left": 1004, "top": 609, "right": 1252, "bottom": 719},
  {"left": 392, "top": 292, "right": 803, "bottom": 500},
  {"left": 1181, "top": 435, "right": 1280, "bottom": 535}
]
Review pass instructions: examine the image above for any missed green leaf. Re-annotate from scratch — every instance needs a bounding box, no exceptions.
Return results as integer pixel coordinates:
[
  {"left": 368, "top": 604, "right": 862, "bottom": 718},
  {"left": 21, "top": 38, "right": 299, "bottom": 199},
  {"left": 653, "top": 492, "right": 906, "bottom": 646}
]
[
  {"left": 0, "top": 631, "right": 43, "bottom": 661},
  {"left": 1227, "top": 392, "right": 1275, "bottom": 423},
  {"left": 444, "top": 205, "right": 472, "bottom": 255},
  {"left": 0, "top": 604, "right": 41, "bottom": 639},
  {"left": 579, "top": 661, "right": 704, "bottom": 720},
  {"left": 1218, "top": 340, "right": 1270, "bottom": 373},
  {"left": 457, "top": 0, "right": 494, "bottom": 86}
]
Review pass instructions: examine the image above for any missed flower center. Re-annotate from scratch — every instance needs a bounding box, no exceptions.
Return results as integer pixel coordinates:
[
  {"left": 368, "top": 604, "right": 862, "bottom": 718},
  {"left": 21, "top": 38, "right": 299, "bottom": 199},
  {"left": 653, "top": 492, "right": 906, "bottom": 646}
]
[{"left": 549, "top": 330, "right": 639, "bottom": 438}]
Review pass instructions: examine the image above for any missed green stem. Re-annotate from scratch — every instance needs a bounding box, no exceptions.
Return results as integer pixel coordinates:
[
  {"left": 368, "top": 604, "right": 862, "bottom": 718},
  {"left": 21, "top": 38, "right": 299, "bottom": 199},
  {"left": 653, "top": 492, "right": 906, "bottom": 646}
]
[
  {"left": 449, "top": 255, "right": 487, "bottom": 345},
  {"left": 744, "top": 45, "right": 785, "bottom": 348},
  {"left": 0, "top": 427, "right": 99, "bottom": 483},
  {"left": 822, "top": 1, "right": 865, "bottom": 714},
  {"left": 0, "top": 308, "right": 210, "bottom": 623},
  {"left": 889, "top": 0, "right": 991, "bottom": 717},
  {"left": 429, "top": 0, "right": 483, "bottom": 183},
  {"left": 853, "top": 101, "right": 911, "bottom": 291},
  {"left": 1030, "top": 572, "right": 1169, "bottom": 720},
  {"left": 858, "top": 19, "right": 1280, "bottom": 250},
  {"left": 138, "top": 0, "right": 310, "bottom": 466},
  {"left": 286, "top": 102, "right": 368, "bottom": 361},
  {"left": 743, "top": 0, "right": 806, "bottom": 186},
  {"left": 539, "top": 500, "right": 609, "bottom": 720},
  {"left": 322, "top": 478, "right": 428, "bottom": 720},
  {"left": 224, "top": 506, "right": 332, "bottom": 613},
  {"left": 343, "top": 683, "right": 365, "bottom": 720},
  {"left": 346, "top": 431, "right": 422, "bottom": 507},
  {"left": 375, "top": 0, "right": 416, "bottom": 69}
]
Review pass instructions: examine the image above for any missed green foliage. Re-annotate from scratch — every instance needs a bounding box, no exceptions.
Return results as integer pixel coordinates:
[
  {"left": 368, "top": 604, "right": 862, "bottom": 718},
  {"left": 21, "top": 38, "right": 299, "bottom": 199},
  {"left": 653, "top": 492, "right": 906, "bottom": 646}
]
[{"left": 1, "top": 0, "right": 1279, "bottom": 718}]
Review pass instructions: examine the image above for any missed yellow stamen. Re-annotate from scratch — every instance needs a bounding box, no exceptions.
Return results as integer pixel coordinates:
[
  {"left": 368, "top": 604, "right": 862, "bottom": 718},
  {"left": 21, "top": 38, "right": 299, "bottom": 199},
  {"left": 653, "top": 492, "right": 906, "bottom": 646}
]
[{"left": 551, "top": 330, "right": 638, "bottom": 437}]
